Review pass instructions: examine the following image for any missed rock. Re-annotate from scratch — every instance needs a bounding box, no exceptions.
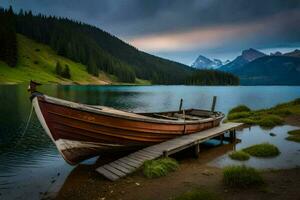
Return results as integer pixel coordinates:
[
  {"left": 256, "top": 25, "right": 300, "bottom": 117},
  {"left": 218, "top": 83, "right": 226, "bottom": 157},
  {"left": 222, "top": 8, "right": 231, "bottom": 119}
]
[
  {"left": 201, "top": 170, "right": 214, "bottom": 176},
  {"left": 269, "top": 133, "right": 276, "bottom": 136},
  {"left": 135, "top": 182, "right": 140, "bottom": 186}
]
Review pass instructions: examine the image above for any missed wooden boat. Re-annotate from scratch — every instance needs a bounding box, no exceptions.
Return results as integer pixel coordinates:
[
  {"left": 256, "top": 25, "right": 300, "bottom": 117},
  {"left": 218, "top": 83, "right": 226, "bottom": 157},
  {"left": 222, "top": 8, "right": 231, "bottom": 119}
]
[{"left": 28, "top": 81, "right": 224, "bottom": 165}]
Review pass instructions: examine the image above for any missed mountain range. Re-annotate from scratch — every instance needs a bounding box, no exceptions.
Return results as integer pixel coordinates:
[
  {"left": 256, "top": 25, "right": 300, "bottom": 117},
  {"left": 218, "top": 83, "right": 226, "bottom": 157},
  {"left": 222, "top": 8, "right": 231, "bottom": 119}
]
[{"left": 218, "top": 48, "right": 300, "bottom": 85}]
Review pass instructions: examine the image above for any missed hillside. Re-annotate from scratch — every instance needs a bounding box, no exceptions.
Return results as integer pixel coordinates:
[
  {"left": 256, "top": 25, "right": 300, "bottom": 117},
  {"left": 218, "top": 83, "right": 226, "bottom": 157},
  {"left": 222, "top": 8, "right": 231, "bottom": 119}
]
[
  {"left": 230, "top": 56, "right": 300, "bottom": 85},
  {"left": 0, "top": 34, "right": 116, "bottom": 84},
  {"left": 10, "top": 8, "right": 192, "bottom": 84},
  {"left": 0, "top": 7, "right": 239, "bottom": 86}
]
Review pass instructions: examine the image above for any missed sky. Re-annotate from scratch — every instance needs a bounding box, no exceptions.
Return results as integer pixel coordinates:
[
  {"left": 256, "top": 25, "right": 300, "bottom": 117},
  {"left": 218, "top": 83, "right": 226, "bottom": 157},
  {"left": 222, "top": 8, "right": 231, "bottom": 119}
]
[{"left": 2, "top": 0, "right": 300, "bottom": 65}]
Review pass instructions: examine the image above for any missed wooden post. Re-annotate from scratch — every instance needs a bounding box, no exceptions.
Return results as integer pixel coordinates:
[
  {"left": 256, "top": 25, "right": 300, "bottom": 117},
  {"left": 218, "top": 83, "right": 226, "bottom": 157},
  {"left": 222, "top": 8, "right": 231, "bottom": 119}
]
[
  {"left": 233, "top": 130, "right": 236, "bottom": 141},
  {"left": 229, "top": 130, "right": 234, "bottom": 143},
  {"left": 194, "top": 144, "right": 200, "bottom": 158},
  {"left": 179, "top": 98, "right": 183, "bottom": 112},
  {"left": 220, "top": 134, "right": 224, "bottom": 145},
  {"left": 163, "top": 150, "right": 169, "bottom": 157},
  {"left": 211, "top": 96, "right": 217, "bottom": 112}
]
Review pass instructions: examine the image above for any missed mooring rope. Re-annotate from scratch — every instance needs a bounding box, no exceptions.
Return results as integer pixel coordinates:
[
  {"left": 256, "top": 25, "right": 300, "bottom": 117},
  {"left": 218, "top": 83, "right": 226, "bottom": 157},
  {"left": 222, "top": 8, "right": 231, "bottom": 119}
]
[{"left": 16, "top": 104, "right": 34, "bottom": 146}]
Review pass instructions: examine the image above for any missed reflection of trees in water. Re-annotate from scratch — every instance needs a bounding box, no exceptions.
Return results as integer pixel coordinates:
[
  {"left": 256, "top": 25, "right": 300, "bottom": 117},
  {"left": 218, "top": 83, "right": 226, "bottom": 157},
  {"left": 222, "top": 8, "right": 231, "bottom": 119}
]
[
  {"left": 0, "top": 85, "right": 26, "bottom": 148},
  {"left": 0, "top": 85, "right": 58, "bottom": 175}
]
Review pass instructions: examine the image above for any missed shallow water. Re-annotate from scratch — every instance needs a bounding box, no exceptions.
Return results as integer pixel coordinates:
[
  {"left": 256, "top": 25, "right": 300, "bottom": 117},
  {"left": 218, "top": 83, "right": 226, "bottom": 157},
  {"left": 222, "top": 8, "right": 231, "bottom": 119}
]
[
  {"left": 0, "top": 85, "right": 300, "bottom": 199},
  {"left": 210, "top": 125, "right": 300, "bottom": 169}
]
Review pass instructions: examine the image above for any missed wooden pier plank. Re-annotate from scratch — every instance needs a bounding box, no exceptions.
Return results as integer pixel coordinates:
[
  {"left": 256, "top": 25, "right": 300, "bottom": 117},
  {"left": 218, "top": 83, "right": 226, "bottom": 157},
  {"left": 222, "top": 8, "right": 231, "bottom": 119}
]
[
  {"left": 103, "top": 164, "right": 126, "bottom": 177},
  {"left": 109, "top": 162, "right": 132, "bottom": 174},
  {"left": 96, "top": 122, "right": 243, "bottom": 181},
  {"left": 96, "top": 167, "right": 120, "bottom": 181}
]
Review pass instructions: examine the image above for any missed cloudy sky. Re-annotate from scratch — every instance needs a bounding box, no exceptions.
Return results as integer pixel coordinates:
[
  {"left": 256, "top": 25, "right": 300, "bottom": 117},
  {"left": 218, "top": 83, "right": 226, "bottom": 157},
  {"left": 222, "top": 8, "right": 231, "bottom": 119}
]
[{"left": 3, "top": 0, "right": 300, "bottom": 64}]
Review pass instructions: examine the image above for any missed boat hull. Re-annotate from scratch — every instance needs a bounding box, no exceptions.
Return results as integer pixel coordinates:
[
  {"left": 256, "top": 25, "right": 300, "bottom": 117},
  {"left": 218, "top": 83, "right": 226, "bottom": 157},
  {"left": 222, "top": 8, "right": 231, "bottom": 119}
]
[{"left": 32, "top": 95, "right": 224, "bottom": 165}]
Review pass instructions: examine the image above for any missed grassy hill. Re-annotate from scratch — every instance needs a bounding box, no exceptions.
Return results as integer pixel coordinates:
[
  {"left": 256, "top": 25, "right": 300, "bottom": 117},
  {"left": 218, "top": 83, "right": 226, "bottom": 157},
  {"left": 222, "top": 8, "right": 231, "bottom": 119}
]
[{"left": 0, "top": 34, "right": 129, "bottom": 84}]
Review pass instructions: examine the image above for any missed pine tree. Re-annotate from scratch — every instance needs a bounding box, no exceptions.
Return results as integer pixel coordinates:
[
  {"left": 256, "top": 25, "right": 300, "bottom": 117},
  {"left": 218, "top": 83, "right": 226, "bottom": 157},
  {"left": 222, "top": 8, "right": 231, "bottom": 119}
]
[
  {"left": 62, "top": 64, "right": 71, "bottom": 79},
  {"left": 55, "top": 61, "right": 62, "bottom": 75}
]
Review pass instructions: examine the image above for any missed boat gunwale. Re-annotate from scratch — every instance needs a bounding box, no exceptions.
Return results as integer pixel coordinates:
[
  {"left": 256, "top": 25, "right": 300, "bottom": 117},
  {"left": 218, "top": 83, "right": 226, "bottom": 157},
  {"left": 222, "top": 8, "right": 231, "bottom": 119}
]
[{"left": 40, "top": 95, "right": 225, "bottom": 125}]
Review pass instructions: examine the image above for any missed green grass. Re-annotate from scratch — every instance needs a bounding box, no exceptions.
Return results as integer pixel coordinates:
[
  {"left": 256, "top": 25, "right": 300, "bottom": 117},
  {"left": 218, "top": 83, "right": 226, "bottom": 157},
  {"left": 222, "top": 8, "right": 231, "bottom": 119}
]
[
  {"left": 143, "top": 158, "right": 178, "bottom": 178},
  {"left": 223, "top": 165, "right": 264, "bottom": 188},
  {"left": 229, "top": 105, "right": 251, "bottom": 114},
  {"left": 135, "top": 78, "right": 151, "bottom": 85},
  {"left": 242, "top": 143, "right": 280, "bottom": 157},
  {"left": 286, "top": 129, "right": 300, "bottom": 143},
  {"left": 226, "top": 98, "right": 300, "bottom": 128},
  {"left": 0, "top": 34, "right": 114, "bottom": 84},
  {"left": 229, "top": 150, "right": 250, "bottom": 161},
  {"left": 175, "top": 189, "right": 220, "bottom": 200}
]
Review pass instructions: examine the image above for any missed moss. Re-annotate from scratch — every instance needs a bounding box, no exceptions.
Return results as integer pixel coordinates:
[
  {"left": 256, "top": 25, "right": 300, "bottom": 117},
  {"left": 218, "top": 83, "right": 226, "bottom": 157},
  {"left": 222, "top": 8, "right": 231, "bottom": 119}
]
[
  {"left": 175, "top": 189, "right": 220, "bottom": 200},
  {"left": 257, "top": 115, "right": 283, "bottom": 128},
  {"left": 293, "top": 98, "right": 300, "bottom": 105},
  {"left": 287, "top": 129, "right": 300, "bottom": 135},
  {"left": 286, "top": 129, "right": 300, "bottom": 143},
  {"left": 243, "top": 143, "right": 280, "bottom": 157},
  {"left": 223, "top": 165, "right": 264, "bottom": 188},
  {"left": 227, "top": 111, "right": 251, "bottom": 120},
  {"left": 229, "top": 150, "right": 250, "bottom": 161},
  {"left": 143, "top": 158, "right": 178, "bottom": 178},
  {"left": 229, "top": 105, "right": 251, "bottom": 114}
]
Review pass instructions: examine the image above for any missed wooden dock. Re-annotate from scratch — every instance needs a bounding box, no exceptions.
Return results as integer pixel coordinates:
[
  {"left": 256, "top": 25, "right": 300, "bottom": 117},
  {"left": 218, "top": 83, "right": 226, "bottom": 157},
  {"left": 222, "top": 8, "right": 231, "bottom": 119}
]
[{"left": 96, "top": 122, "right": 243, "bottom": 181}]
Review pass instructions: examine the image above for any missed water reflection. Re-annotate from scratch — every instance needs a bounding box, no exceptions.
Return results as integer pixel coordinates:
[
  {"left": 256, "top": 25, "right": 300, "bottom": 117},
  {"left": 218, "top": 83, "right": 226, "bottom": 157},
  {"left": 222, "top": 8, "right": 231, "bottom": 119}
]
[{"left": 210, "top": 125, "right": 300, "bottom": 169}]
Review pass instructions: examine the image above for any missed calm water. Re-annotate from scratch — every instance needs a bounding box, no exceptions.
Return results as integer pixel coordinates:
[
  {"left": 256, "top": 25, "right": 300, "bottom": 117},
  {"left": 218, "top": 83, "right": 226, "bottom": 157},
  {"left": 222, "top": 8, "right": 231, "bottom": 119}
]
[{"left": 0, "top": 85, "right": 300, "bottom": 199}]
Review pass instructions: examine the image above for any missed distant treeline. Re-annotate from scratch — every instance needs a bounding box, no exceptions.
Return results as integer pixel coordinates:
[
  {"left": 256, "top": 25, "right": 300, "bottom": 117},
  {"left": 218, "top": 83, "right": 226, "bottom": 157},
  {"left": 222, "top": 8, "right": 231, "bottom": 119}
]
[
  {"left": 0, "top": 7, "right": 17, "bottom": 67},
  {"left": 186, "top": 70, "right": 239, "bottom": 85},
  {"left": 0, "top": 6, "right": 239, "bottom": 85}
]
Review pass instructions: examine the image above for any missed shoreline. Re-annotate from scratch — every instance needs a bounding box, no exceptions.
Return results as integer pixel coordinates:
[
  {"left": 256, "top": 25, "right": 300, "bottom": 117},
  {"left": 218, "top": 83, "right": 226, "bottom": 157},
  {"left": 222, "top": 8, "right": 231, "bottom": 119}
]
[{"left": 53, "top": 115, "right": 300, "bottom": 200}]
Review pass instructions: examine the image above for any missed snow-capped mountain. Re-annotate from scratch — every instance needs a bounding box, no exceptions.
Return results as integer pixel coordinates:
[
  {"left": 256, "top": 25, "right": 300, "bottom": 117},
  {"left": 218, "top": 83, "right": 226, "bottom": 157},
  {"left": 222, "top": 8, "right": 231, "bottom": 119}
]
[{"left": 191, "top": 55, "right": 225, "bottom": 69}]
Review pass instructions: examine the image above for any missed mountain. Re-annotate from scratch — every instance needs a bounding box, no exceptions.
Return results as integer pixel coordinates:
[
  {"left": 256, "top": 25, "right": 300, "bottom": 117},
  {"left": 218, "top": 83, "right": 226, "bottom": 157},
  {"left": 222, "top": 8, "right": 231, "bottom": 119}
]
[
  {"left": 226, "top": 56, "right": 300, "bottom": 85},
  {"left": 284, "top": 49, "right": 300, "bottom": 57},
  {"left": 219, "top": 48, "right": 266, "bottom": 71},
  {"left": 191, "top": 55, "right": 223, "bottom": 69},
  {"left": 270, "top": 51, "right": 282, "bottom": 56}
]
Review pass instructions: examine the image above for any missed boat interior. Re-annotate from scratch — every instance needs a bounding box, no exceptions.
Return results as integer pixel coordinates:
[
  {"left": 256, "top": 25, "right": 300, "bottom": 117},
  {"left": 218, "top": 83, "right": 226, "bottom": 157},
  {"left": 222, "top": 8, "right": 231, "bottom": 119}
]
[{"left": 140, "top": 109, "right": 218, "bottom": 121}]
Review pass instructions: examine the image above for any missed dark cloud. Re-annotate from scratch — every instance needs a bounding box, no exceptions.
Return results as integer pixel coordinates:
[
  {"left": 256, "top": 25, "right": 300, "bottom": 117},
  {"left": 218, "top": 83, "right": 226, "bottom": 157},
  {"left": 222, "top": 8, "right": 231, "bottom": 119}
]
[{"left": 2, "top": 0, "right": 300, "bottom": 63}]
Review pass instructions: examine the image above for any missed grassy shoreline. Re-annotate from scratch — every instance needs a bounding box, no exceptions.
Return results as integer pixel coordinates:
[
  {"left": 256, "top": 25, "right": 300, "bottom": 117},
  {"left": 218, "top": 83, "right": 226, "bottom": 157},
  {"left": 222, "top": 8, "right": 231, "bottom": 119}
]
[{"left": 225, "top": 98, "right": 300, "bottom": 128}]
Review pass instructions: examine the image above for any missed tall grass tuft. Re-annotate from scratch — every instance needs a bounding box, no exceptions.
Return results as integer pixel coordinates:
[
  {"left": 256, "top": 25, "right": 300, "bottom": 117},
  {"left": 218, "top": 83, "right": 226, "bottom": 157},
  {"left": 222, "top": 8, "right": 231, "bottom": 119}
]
[
  {"left": 243, "top": 143, "right": 280, "bottom": 157},
  {"left": 286, "top": 129, "right": 300, "bottom": 143},
  {"left": 223, "top": 165, "right": 264, "bottom": 188},
  {"left": 229, "top": 150, "right": 250, "bottom": 161},
  {"left": 229, "top": 105, "right": 251, "bottom": 114},
  {"left": 175, "top": 189, "right": 220, "bottom": 200},
  {"left": 143, "top": 158, "right": 178, "bottom": 178}
]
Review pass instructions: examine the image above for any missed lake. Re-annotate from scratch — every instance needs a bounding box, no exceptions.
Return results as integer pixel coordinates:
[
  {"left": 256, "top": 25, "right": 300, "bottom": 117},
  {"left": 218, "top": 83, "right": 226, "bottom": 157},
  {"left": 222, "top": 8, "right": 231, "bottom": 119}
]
[{"left": 1, "top": 85, "right": 300, "bottom": 199}]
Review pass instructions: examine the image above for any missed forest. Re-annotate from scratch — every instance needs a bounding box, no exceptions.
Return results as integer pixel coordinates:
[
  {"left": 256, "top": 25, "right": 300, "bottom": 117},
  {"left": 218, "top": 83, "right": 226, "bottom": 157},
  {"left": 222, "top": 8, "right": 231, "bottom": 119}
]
[{"left": 0, "top": 6, "right": 239, "bottom": 85}]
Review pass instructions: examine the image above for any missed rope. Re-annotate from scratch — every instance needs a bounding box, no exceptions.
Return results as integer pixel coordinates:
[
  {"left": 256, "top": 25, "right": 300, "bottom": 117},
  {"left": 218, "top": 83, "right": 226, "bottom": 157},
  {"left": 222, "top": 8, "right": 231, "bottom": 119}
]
[{"left": 15, "top": 104, "right": 34, "bottom": 146}]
